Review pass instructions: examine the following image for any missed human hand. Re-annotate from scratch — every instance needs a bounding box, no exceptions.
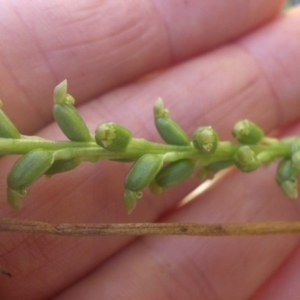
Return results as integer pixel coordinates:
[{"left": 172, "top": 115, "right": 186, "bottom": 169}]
[{"left": 0, "top": 1, "right": 300, "bottom": 299}]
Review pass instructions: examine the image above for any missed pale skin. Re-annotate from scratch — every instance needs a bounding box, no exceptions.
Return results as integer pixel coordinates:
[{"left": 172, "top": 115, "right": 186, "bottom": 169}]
[{"left": 0, "top": 0, "right": 300, "bottom": 299}]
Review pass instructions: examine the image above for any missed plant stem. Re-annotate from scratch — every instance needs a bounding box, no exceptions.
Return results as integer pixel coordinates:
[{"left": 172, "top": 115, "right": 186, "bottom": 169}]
[
  {"left": 1, "top": 218, "right": 300, "bottom": 236},
  {"left": 0, "top": 137, "right": 290, "bottom": 167}
]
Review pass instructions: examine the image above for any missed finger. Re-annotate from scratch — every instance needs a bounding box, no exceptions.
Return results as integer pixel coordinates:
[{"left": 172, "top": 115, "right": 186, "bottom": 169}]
[
  {"left": 83, "top": 9, "right": 300, "bottom": 141},
  {"left": 1, "top": 6, "right": 300, "bottom": 299},
  {"left": 54, "top": 169, "right": 300, "bottom": 300},
  {"left": 251, "top": 243, "right": 300, "bottom": 299},
  {"left": 0, "top": 0, "right": 282, "bottom": 133}
]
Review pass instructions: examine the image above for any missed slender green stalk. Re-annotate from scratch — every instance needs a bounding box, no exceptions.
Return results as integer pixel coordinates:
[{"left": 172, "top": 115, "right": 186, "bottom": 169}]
[{"left": 0, "top": 137, "right": 290, "bottom": 164}]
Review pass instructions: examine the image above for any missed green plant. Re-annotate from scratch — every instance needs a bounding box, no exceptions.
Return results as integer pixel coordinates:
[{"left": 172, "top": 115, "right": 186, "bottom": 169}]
[
  {"left": 2, "top": 80, "right": 300, "bottom": 277},
  {"left": 0, "top": 80, "right": 298, "bottom": 213}
]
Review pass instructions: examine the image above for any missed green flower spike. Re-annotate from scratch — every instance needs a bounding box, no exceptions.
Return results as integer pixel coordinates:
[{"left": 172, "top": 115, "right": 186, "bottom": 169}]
[
  {"left": 232, "top": 119, "right": 264, "bottom": 144},
  {"left": 0, "top": 100, "right": 21, "bottom": 139},
  {"left": 154, "top": 159, "right": 195, "bottom": 188},
  {"left": 154, "top": 98, "right": 190, "bottom": 146},
  {"left": 53, "top": 80, "right": 92, "bottom": 142},
  {"left": 124, "top": 154, "right": 163, "bottom": 212},
  {"left": 192, "top": 126, "right": 219, "bottom": 154},
  {"left": 7, "top": 149, "right": 54, "bottom": 209},
  {"left": 234, "top": 145, "right": 260, "bottom": 172},
  {"left": 276, "top": 159, "right": 298, "bottom": 198},
  {"left": 95, "top": 122, "right": 132, "bottom": 151}
]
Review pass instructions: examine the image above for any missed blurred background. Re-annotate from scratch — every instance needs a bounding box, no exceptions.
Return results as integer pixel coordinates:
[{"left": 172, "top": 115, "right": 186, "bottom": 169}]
[{"left": 285, "top": 0, "right": 300, "bottom": 9}]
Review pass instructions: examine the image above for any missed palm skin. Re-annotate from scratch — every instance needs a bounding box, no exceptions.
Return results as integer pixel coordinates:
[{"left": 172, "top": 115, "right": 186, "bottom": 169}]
[{"left": 0, "top": 1, "right": 300, "bottom": 299}]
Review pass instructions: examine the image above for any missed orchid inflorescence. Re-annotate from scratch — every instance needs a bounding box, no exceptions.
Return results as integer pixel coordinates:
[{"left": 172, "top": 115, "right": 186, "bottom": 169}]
[{"left": 0, "top": 80, "right": 299, "bottom": 213}]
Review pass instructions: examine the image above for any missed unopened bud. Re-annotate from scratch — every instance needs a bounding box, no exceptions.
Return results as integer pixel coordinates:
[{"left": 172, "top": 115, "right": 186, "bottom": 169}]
[
  {"left": 292, "top": 151, "right": 300, "bottom": 171},
  {"left": 205, "top": 160, "right": 234, "bottom": 172},
  {"left": 7, "top": 149, "right": 54, "bottom": 209},
  {"left": 53, "top": 80, "right": 68, "bottom": 104},
  {"left": 192, "top": 126, "right": 219, "bottom": 154},
  {"left": 234, "top": 146, "right": 260, "bottom": 172},
  {"left": 95, "top": 122, "right": 132, "bottom": 151},
  {"left": 232, "top": 120, "right": 264, "bottom": 144},
  {"left": 154, "top": 159, "right": 194, "bottom": 188},
  {"left": 197, "top": 168, "right": 215, "bottom": 181},
  {"left": 154, "top": 98, "right": 190, "bottom": 146},
  {"left": 123, "top": 190, "right": 138, "bottom": 214},
  {"left": 53, "top": 81, "right": 92, "bottom": 142},
  {"left": 280, "top": 179, "right": 298, "bottom": 199},
  {"left": 276, "top": 159, "right": 298, "bottom": 184},
  {"left": 125, "top": 154, "right": 163, "bottom": 192},
  {"left": 45, "top": 157, "right": 81, "bottom": 177}
]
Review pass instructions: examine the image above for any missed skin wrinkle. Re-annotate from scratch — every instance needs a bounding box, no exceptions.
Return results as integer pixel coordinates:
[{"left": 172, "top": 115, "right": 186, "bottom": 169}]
[
  {"left": 1, "top": 1, "right": 298, "bottom": 298},
  {"left": 151, "top": 0, "right": 283, "bottom": 61},
  {"left": 0, "top": 0, "right": 284, "bottom": 136},
  {"left": 149, "top": 0, "right": 174, "bottom": 63},
  {"left": 4, "top": 2, "right": 59, "bottom": 127},
  {"left": 235, "top": 43, "right": 283, "bottom": 130},
  {"left": 8, "top": 1, "right": 58, "bottom": 85},
  {"left": 250, "top": 242, "right": 300, "bottom": 299}
]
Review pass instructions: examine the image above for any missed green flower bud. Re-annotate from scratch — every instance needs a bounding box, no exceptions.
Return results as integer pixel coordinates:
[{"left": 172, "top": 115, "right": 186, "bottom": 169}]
[
  {"left": 125, "top": 154, "right": 163, "bottom": 192},
  {"left": 197, "top": 168, "right": 215, "bottom": 181},
  {"left": 95, "top": 122, "right": 132, "bottom": 151},
  {"left": 153, "top": 97, "right": 169, "bottom": 118},
  {"left": 53, "top": 80, "right": 92, "bottom": 142},
  {"left": 232, "top": 119, "right": 264, "bottom": 144},
  {"left": 149, "top": 180, "right": 163, "bottom": 195},
  {"left": 154, "top": 98, "right": 190, "bottom": 146},
  {"left": 280, "top": 179, "right": 298, "bottom": 199},
  {"left": 197, "top": 160, "right": 234, "bottom": 182},
  {"left": 192, "top": 126, "right": 219, "bottom": 154},
  {"left": 0, "top": 100, "right": 20, "bottom": 139},
  {"left": 234, "top": 145, "right": 260, "bottom": 172},
  {"left": 53, "top": 103, "right": 92, "bottom": 142},
  {"left": 276, "top": 159, "right": 298, "bottom": 184},
  {"left": 276, "top": 159, "right": 299, "bottom": 198},
  {"left": 45, "top": 157, "right": 81, "bottom": 177},
  {"left": 7, "top": 149, "right": 54, "bottom": 190},
  {"left": 154, "top": 159, "right": 194, "bottom": 188},
  {"left": 123, "top": 190, "right": 138, "bottom": 214},
  {"left": 7, "top": 188, "right": 24, "bottom": 210},
  {"left": 7, "top": 149, "right": 54, "bottom": 209},
  {"left": 290, "top": 138, "right": 300, "bottom": 154},
  {"left": 205, "top": 160, "right": 234, "bottom": 172},
  {"left": 53, "top": 80, "right": 68, "bottom": 105},
  {"left": 292, "top": 151, "right": 300, "bottom": 171}
]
